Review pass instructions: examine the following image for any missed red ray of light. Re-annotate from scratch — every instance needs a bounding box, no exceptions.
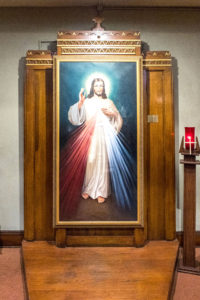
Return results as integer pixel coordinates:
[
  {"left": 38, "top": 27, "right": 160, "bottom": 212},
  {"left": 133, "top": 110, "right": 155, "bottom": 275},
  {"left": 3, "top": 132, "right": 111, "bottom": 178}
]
[{"left": 59, "top": 117, "right": 96, "bottom": 220}]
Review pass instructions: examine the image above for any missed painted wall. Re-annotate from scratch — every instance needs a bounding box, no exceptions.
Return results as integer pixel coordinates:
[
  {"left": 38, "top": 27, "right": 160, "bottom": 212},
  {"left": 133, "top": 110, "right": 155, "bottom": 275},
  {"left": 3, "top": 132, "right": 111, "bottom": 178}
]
[{"left": 0, "top": 7, "right": 199, "bottom": 230}]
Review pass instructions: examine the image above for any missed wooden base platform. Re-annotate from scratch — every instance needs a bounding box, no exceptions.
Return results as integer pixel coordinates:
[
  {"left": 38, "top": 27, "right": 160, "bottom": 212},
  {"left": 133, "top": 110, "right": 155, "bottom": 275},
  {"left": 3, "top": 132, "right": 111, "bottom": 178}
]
[{"left": 22, "top": 240, "right": 179, "bottom": 300}]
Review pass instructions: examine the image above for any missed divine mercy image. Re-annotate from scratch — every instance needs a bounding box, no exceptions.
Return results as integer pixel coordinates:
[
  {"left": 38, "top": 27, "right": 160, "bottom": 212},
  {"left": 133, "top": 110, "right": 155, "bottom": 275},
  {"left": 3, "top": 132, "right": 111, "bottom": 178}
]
[{"left": 58, "top": 61, "right": 138, "bottom": 222}]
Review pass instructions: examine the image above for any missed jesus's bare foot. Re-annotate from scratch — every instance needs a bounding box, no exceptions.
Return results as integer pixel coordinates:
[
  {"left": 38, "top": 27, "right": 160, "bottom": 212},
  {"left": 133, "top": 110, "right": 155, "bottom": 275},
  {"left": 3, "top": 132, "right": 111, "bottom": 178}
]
[
  {"left": 82, "top": 193, "right": 89, "bottom": 199},
  {"left": 97, "top": 196, "right": 105, "bottom": 203}
]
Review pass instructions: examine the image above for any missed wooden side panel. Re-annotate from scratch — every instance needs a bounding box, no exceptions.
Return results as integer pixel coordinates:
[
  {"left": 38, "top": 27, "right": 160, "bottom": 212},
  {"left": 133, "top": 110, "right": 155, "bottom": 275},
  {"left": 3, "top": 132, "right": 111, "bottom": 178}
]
[
  {"left": 146, "top": 59, "right": 175, "bottom": 241},
  {"left": 147, "top": 70, "right": 165, "bottom": 240},
  {"left": 24, "top": 69, "right": 36, "bottom": 241},
  {"left": 163, "top": 70, "right": 175, "bottom": 240},
  {"left": 34, "top": 70, "right": 54, "bottom": 240},
  {"left": 24, "top": 52, "right": 54, "bottom": 241}
]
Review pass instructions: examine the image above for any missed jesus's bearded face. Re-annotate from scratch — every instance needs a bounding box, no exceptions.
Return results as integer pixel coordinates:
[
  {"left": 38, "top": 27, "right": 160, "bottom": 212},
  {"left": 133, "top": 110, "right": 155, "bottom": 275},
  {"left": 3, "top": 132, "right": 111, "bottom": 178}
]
[{"left": 93, "top": 80, "right": 104, "bottom": 97}]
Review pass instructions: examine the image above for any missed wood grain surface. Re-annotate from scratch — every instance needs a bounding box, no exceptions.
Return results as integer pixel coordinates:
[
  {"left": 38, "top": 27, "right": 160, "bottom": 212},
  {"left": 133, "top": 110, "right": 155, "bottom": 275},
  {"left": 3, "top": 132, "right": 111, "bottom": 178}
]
[
  {"left": 147, "top": 69, "right": 166, "bottom": 240},
  {"left": 22, "top": 240, "right": 179, "bottom": 300},
  {"left": 183, "top": 156, "right": 196, "bottom": 267},
  {"left": 24, "top": 55, "right": 54, "bottom": 241},
  {"left": 145, "top": 58, "right": 175, "bottom": 241}
]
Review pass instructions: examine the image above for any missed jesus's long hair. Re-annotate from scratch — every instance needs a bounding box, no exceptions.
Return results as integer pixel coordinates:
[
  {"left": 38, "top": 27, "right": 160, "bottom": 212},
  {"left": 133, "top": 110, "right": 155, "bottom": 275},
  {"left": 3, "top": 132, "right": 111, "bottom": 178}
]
[{"left": 87, "top": 78, "right": 107, "bottom": 99}]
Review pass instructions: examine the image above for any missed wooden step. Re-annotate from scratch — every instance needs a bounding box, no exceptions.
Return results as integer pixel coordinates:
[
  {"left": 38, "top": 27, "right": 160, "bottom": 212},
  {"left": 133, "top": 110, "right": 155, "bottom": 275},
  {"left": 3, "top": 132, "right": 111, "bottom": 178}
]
[{"left": 22, "top": 240, "right": 179, "bottom": 300}]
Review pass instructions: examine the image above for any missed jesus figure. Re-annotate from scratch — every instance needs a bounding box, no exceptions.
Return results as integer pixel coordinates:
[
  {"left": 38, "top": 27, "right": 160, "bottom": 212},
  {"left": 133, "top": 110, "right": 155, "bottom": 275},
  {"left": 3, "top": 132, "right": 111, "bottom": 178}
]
[{"left": 68, "top": 78, "right": 123, "bottom": 204}]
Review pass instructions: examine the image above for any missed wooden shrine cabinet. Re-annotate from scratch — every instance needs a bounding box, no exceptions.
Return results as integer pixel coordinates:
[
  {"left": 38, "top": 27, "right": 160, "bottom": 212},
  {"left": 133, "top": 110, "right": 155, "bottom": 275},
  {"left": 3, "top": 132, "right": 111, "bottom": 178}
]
[{"left": 24, "top": 28, "right": 175, "bottom": 246}]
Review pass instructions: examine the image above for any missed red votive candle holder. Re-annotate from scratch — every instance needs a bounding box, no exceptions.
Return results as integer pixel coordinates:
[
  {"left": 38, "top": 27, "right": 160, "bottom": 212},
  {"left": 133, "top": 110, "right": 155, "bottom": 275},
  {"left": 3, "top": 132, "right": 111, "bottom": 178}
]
[{"left": 185, "top": 127, "right": 195, "bottom": 150}]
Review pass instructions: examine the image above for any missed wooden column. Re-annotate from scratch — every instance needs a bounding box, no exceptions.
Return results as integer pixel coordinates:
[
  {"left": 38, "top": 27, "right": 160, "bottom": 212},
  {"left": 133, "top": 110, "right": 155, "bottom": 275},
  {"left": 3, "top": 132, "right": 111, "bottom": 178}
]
[
  {"left": 24, "top": 51, "right": 55, "bottom": 241},
  {"left": 178, "top": 138, "right": 200, "bottom": 273},
  {"left": 56, "top": 229, "right": 66, "bottom": 248},
  {"left": 183, "top": 155, "right": 196, "bottom": 267},
  {"left": 144, "top": 51, "right": 175, "bottom": 241}
]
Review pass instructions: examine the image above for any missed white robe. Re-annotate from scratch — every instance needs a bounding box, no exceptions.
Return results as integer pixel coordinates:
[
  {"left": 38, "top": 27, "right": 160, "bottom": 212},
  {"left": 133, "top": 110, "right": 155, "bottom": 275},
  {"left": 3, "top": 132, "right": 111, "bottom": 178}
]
[{"left": 68, "top": 95, "right": 123, "bottom": 199}]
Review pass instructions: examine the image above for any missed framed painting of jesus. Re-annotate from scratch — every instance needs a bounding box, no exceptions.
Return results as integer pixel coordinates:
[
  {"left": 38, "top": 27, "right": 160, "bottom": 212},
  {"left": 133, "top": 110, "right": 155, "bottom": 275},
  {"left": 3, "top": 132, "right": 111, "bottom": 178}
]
[{"left": 53, "top": 55, "right": 144, "bottom": 227}]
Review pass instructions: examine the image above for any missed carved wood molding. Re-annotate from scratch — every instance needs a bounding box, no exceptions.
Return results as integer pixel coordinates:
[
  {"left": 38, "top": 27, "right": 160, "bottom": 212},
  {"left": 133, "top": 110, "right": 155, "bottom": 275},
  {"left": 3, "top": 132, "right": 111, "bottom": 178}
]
[
  {"left": 57, "top": 31, "right": 141, "bottom": 56},
  {"left": 143, "top": 60, "right": 172, "bottom": 67},
  {"left": 26, "top": 50, "right": 53, "bottom": 66},
  {"left": 61, "top": 47, "right": 136, "bottom": 55},
  {"left": 57, "top": 31, "right": 140, "bottom": 39},
  {"left": 57, "top": 40, "right": 141, "bottom": 46},
  {"left": 26, "top": 59, "right": 53, "bottom": 66},
  {"left": 143, "top": 51, "right": 172, "bottom": 67}
]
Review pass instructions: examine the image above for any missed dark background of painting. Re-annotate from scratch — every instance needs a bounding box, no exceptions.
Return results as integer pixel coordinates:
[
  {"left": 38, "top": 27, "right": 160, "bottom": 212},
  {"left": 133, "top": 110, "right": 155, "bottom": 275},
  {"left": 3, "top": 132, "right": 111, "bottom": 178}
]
[{"left": 59, "top": 61, "right": 138, "bottom": 221}]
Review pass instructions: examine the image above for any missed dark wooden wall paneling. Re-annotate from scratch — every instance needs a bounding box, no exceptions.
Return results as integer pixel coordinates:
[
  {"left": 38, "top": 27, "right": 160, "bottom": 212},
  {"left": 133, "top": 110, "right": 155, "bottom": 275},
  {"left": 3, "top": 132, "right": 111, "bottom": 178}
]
[
  {"left": 0, "top": 231, "right": 24, "bottom": 247},
  {"left": 24, "top": 48, "right": 175, "bottom": 246}
]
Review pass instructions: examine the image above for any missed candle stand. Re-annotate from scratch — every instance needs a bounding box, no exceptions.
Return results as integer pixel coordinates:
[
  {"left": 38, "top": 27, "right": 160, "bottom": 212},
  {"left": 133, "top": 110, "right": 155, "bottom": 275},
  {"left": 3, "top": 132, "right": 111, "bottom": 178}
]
[{"left": 178, "top": 136, "right": 200, "bottom": 274}]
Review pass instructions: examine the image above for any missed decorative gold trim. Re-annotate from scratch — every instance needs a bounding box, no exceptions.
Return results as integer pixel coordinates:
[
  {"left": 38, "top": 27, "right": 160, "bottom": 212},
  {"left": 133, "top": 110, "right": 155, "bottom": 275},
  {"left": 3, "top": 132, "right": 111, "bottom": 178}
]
[
  {"left": 58, "top": 41, "right": 141, "bottom": 48},
  {"left": 143, "top": 59, "right": 171, "bottom": 67},
  {"left": 143, "top": 59, "right": 171, "bottom": 61},
  {"left": 26, "top": 58, "right": 52, "bottom": 60},
  {"left": 26, "top": 58, "right": 53, "bottom": 66},
  {"left": 53, "top": 55, "right": 144, "bottom": 228},
  {"left": 58, "top": 40, "right": 141, "bottom": 55},
  {"left": 61, "top": 47, "right": 136, "bottom": 55},
  {"left": 57, "top": 39, "right": 141, "bottom": 43},
  {"left": 57, "top": 32, "right": 141, "bottom": 56},
  {"left": 144, "top": 64, "right": 172, "bottom": 67},
  {"left": 145, "top": 51, "right": 171, "bottom": 58},
  {"left": 27, "top": 51, "right": 50, "bottom": 56},
  {"left": 58, "top": 31, "right": 140, "bottom": 38}
]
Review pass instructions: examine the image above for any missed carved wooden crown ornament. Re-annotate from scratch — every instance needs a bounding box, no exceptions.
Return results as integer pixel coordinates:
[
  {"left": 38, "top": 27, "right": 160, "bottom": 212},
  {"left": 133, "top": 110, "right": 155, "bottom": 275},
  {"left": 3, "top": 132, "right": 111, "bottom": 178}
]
[
  {"left": 56, "top": 15, "right": 141, "bottom": 56},
  {"left": 26, "top": 16, "right": 172, "bottom": 68}
]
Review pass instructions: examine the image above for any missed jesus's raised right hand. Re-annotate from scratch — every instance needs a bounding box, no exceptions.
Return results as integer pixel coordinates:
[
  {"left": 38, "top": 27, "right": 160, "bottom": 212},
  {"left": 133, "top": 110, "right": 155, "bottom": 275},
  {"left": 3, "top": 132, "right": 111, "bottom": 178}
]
[{"left": 78, "top": 88, "right": 86, "bottom": 110}]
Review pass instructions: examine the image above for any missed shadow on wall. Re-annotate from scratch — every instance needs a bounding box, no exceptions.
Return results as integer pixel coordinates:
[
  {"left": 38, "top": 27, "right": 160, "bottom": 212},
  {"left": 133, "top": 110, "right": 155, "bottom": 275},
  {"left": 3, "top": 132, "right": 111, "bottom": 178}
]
[
  {"left": 141, "top": 41, "right": 150, "bottom": 53},
  {"left": 18, "top": 57, "right": 26, "bottom": 231},
  {"left": 38, "top": 40, "right": 57, "bottom": 52},
  {"left": 172, "top": 57, "right": 180, "bottom": 210}
]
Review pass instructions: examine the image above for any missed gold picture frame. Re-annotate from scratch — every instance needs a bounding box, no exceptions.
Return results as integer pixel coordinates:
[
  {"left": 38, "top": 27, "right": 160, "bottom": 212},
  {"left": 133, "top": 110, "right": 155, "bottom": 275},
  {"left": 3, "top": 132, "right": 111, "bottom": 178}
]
[{"left": 53, "top": 54, "right": 144, "bottom": 227}]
